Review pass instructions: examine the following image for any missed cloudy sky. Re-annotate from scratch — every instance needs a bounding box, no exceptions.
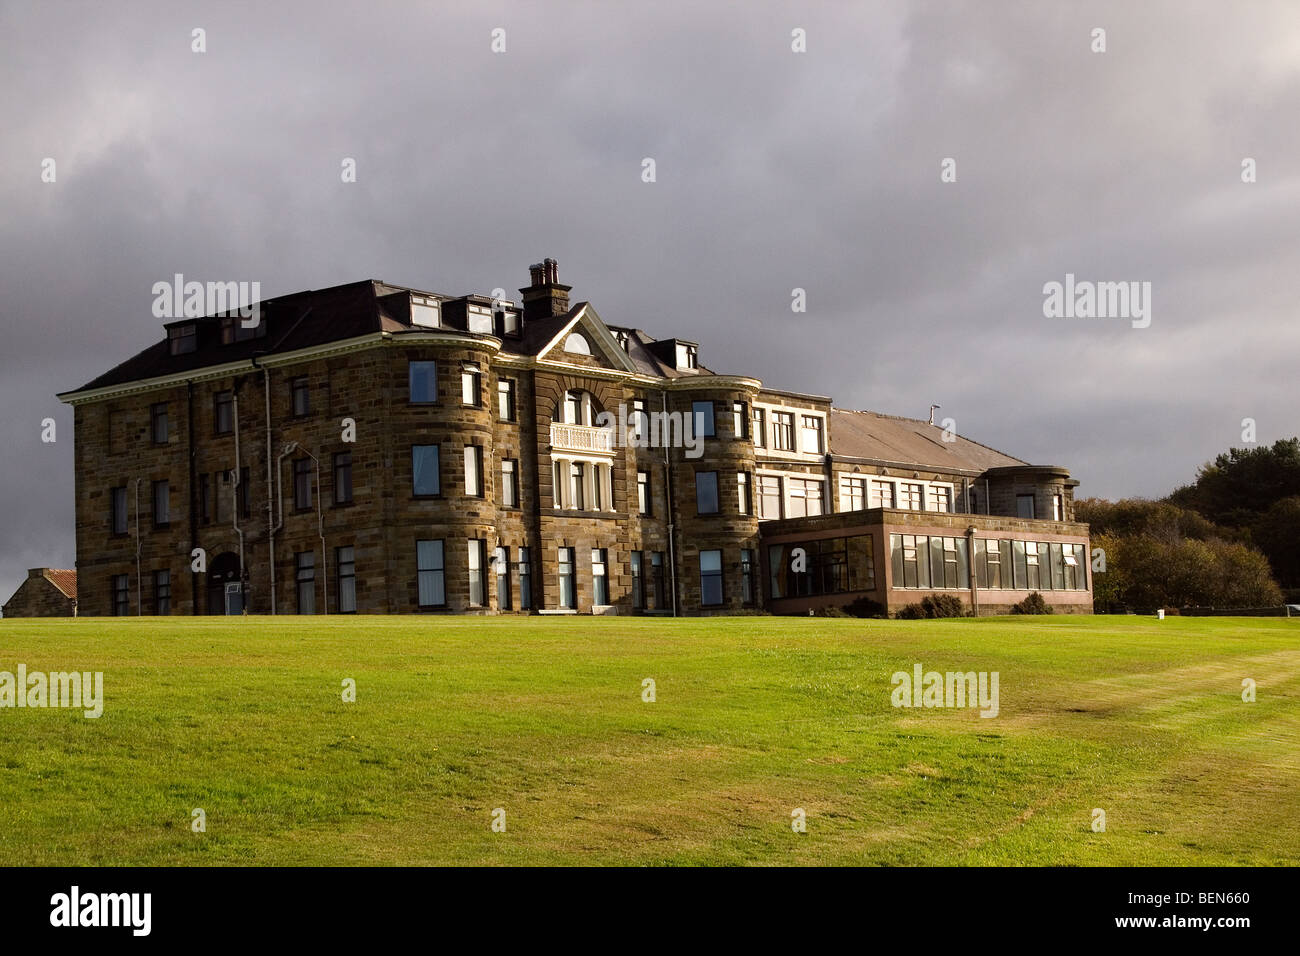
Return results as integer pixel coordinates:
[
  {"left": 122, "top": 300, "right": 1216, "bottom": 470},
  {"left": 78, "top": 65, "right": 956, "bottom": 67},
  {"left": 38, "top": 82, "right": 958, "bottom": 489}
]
[{"left": 2, "top": 0, "right": 1298, "bottom": 604}]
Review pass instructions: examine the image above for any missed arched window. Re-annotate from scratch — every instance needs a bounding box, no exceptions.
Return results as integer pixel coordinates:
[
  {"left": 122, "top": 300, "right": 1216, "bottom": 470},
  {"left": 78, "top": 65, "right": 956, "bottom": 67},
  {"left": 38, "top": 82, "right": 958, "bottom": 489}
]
[
  {"left": 558, "top": 390, "right": 598, "bottom": 426},
  {"left": 563, "top": 332, "right": 591, "bottom": 355}
]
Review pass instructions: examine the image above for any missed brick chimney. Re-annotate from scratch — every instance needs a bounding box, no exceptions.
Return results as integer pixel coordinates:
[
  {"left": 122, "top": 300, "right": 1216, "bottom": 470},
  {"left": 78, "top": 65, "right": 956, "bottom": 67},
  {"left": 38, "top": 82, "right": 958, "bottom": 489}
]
[{"left": 519, "top": 257, "right": 571, "bottom": 322}]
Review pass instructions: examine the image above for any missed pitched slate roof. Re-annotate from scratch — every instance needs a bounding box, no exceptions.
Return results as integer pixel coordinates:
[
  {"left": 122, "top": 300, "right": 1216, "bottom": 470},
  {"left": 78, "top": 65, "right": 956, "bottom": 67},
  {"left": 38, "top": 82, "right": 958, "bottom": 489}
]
[
  {"left": 68, "top": 280, "right": 385, "bottom": 394},
  {"left": 829, "top": 408, "right": 1024, "bottom": 474}
]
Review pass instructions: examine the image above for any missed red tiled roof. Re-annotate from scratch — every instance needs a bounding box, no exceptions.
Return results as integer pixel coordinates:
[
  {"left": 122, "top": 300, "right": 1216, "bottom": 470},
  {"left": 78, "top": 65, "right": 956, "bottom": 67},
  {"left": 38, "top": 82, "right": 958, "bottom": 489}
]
[{"left": 44, "top": 569, "right": 77, "bottom": 601}]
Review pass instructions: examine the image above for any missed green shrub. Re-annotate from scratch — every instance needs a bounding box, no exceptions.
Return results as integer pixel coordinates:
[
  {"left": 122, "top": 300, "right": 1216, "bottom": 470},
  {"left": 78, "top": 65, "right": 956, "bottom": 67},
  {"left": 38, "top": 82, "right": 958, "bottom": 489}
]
[
  {"left": 895, "top": 603, "right": 926, "bottom": 620},
  {"left": 920, "top": 594, "right": 967, "bottom": 618},
  {"left": 1011, "top": 592, "right": 1053, "bottom": 615},
  {"left": 812, "top": 606, "right": 852, "bottom": 618},
  {"left": 844, "top": 597, "right": 887, "bottom": 618}
]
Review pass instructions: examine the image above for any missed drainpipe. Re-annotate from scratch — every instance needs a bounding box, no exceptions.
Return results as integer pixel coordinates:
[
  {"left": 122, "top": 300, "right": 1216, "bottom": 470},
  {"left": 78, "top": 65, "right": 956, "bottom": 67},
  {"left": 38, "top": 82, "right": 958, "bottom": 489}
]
[
  {"left": 966, "top": 524, "right": 979, "bottom": 616},
  {"left": 984, "top": 478, "right": 990, "bottom": 515},
  {"left": 296, "top": 446, "right": 328, "bottom": 614},
  {"left": 252, "top": 355, "right": 276, "bottom": 613},
  {"left": 662, "top": 391, "right": 678, "bottom": 617},
  {"left": 134, "top": 477, "right": 143, "bottom": 615}
]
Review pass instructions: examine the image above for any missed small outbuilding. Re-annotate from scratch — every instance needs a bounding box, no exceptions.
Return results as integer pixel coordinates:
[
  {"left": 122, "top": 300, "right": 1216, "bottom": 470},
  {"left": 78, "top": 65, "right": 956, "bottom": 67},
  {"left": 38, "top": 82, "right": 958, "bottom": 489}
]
[{"left": 2, "top": 568, "right": 78, "bottom": 618}]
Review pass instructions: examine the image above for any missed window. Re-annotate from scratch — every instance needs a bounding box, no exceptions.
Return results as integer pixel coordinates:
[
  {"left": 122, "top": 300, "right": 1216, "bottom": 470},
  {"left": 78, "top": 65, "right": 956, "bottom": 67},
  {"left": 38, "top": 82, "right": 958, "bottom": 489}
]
[
  {"left": 699, "top": 550, "right": 723, "bottom": 606},
  {"left": 113, "top": 574, "right": 130, "bottom": 616},
  {"left": 898, "top": 483, "right": 923, "bottom": 510},
  {"left": 1063, "top": 544, "right": 1079, "bottom": 590},
  {"left": 238, "top": 466, "right": 250, "bottom": 519},
  {"left": 632, "top": 399, "right": 647, "bottom": 441},
  {"left": 737, "top": 472, "right": 752, "bottom": 515},
  {"left": 468, "top": 539, "right": 486, "bottom": 607},
  {"left": 771, "top": 412, "right": 794, "bottom": 451},
  {"left": 931, "top": 485, "right": 953, "bottom": 513},
  {"left": 219, "top": 315, "right": 266, "bottom": 343},
  {"left": 563, "top": 391, "right": 582, "bottom": 425},
  {"left": 469, "top": 306, "right": 494, "bottom": 334},
  {"left": 464, "top": 445, "right": 483, "bottom": 497},
  {"left": 757, "top": 475, "right": 782, "bottom": 519},
  {"left": 787, "top": 478, "right": 824, "bottom": 518},
  {"left": 1017, "top": 494, "right": 1036, "bottom": 519},
  {"left": 293, "top": 458, "right": 312, "bottom": 510},
  {"left": 840, "top": 476, "right": 866, "bottom": 511},
  {"left": 497, "top": 379, "right": 516, "bottom": 421},
  {"left": 732, "top": 402, "right": 749, "bottom": 440},
  {"left": 296, "top": 552, "right": 316, "bottom": 614},
  {"left": 569, "top": 462, "right": 585, "bottom": 511},
  {"left": 631, "top": 551, "right": 644, "bottom": 610},
  {"left": 111, "top": 486, "right": 128, "bottom": 535},
  {"left": 801, "top": 415, "right": 823, "bottom": 454},
  {"left": 1050, "top": 543, "right": 1066, "bottom": 590},
  {"left": 331, "top": 452, "right": 353, "bottom": 505},
  {"left": 676, "top": 343, "right": 697, "bottom": 369},
  {"left": 151, "top": 403, "right": 168, "bottom": 444},
  {"left": 494, "top": 307, "right": 520, "bottom": 338},
  {"left": 651, "top": 552, "right": 666, "bottom": 609},
  {"left": 291, "top": 377, "right": 310, "bottom": 417},
  {"left": 1053, "top": 494, "right": 1064, "bottom": 521},
  {"left": 168, "top": 324, "right": 196, "bottom": 355},
  {"left": 152, "top": 569, "right": 170, "bottom": 614},
  {"left": 461, "top": 362, "right": 481, "bottom": 406},
  {"left": 691, "top": 401, "right": 715, "bottom": 439},
  {"left": 888, "top": 534, "right": 961, "bottom": 590},
  {"left": 773, "top": 536, "right": 879, "bottom": 598},
  {"left": 214, "top": 391, "right": 233, "bottom": 434},
  {"left": 695, "top": 471, "right": 719, "bottom": 514},
  {"left": 752, "top": 407, "right": 766, "bottom": 448},
  {"left": 336, "top": 546, "right": 356, "bottom": 612},
  {"left": 417, "top": 540, "right": 446, "bottom": 607},
  {"left": 199, "top": 474, "right": 212, "bottom": 524},
  {"left": 501, "top": 459, "right": 519, "bottom": 507},
  {"left": 592, "top": 549, "right": 609, "bottom": 606},
  {"left": 558, "top": 547, "right": 576, "bottom": 609},
  {"left": 741, "top": 549, "right": 756, "bottom": 605},
  {"left": 151, "top": 480, "right": 169, "bottom": 527},
  {"left": 563, "top": 331, "right": 591, "bottom": 354},
  {"left": 491, "top": 546, "right": 510, "bottom": 611},
  {"left": 411, "top": 295, "right": 440, "bottom": 328},
  {"left": 1026, "top": 541, "right": 1042, "bottom": 590},
  {"left": 637, "top": 470, "right": 650, "bottom": 515},
  {"left": 409, "top": 360, "right": 437, "bottom": 404},
  {"left": 870, "top": 480, "right": 895, "bottom": 509},
  {"left": 412, "top": 445, "right": 440, "bottom": 496},
  {"left": 517, "top": 547, "right": 531, "bottom": 610}
]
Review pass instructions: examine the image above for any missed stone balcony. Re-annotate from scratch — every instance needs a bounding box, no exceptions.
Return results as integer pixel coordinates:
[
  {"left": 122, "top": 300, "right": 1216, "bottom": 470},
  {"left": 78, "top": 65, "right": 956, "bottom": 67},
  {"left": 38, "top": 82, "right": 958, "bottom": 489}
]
[{"left": 550, "top": 422, "right": 614, "bottom": 454}]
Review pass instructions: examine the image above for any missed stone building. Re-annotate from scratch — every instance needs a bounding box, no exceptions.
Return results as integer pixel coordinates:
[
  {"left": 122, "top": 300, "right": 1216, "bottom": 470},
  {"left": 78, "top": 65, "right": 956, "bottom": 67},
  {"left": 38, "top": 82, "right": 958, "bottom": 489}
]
[
  {"left": 2, "top": 568, "right": 78, "bottom": 617},
  {"left": 57, "top": 259, "right": 1092, "bottom": 617}
]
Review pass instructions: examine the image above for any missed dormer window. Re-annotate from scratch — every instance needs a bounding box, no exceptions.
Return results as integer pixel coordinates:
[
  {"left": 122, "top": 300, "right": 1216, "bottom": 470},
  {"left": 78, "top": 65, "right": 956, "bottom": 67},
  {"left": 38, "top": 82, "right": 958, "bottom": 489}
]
[
  {"left": 675, "top": 343, "right": 698, "bottom": 369},
  {"left": 168, "top": 323, "right": 197, "bottom": 355},
  {"left": 614, "top": 330, "right": 630, "bottom": 351},
  {"left": 494, "top": 306, "right": 520, "bottom": 338},
  {"left": 411, "top": 295, "right": 440, "bottom": 328},
  {"left": 219, "top": 314, "right": 266, "bottom": 344},
  {"left": 468, "top": 304, "right": 493, "bottom": 334}
]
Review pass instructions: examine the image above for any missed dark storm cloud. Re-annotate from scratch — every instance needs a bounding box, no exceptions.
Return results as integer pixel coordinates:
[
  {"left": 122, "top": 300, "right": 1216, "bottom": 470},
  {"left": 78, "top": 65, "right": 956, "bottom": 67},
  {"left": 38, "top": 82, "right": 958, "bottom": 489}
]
[{"left": 2, "top": 0, "right": 1298, "bottom": 603}]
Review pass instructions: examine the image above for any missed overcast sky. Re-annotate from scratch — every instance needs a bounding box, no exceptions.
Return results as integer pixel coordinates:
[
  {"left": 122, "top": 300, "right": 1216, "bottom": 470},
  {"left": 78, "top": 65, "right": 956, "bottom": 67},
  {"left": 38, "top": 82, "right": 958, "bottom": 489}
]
[{"left": 2, "top": 0, "right": 1298, "bottom": 605}]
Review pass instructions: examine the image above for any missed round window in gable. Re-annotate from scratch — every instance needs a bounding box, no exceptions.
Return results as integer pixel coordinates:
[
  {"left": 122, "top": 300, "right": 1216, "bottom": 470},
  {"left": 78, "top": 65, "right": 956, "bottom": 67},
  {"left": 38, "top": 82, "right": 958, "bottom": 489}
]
[{"left": 563, "top": 332, "right": 592, "bottom": 355}]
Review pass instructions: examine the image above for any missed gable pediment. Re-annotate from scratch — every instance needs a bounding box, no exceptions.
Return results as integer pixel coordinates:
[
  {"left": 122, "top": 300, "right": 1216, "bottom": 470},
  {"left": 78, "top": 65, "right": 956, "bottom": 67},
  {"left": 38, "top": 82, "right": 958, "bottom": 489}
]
[{"left": 535, "top": 305, "right": 638, "bottom": 373}]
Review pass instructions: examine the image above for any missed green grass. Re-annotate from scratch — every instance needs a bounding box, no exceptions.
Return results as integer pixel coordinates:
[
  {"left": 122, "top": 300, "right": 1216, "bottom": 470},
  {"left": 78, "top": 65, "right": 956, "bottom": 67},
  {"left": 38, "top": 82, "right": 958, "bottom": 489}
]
[{"left": 0, "top": 614, "right": 1297, "bottom": 866}]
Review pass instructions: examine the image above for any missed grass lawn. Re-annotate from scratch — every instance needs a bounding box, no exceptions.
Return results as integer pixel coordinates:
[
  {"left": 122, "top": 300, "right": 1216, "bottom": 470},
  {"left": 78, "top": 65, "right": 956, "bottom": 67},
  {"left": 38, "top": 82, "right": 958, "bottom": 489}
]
[{"left": 0, "top": 614, "right": 1296, "bottom": 866}]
